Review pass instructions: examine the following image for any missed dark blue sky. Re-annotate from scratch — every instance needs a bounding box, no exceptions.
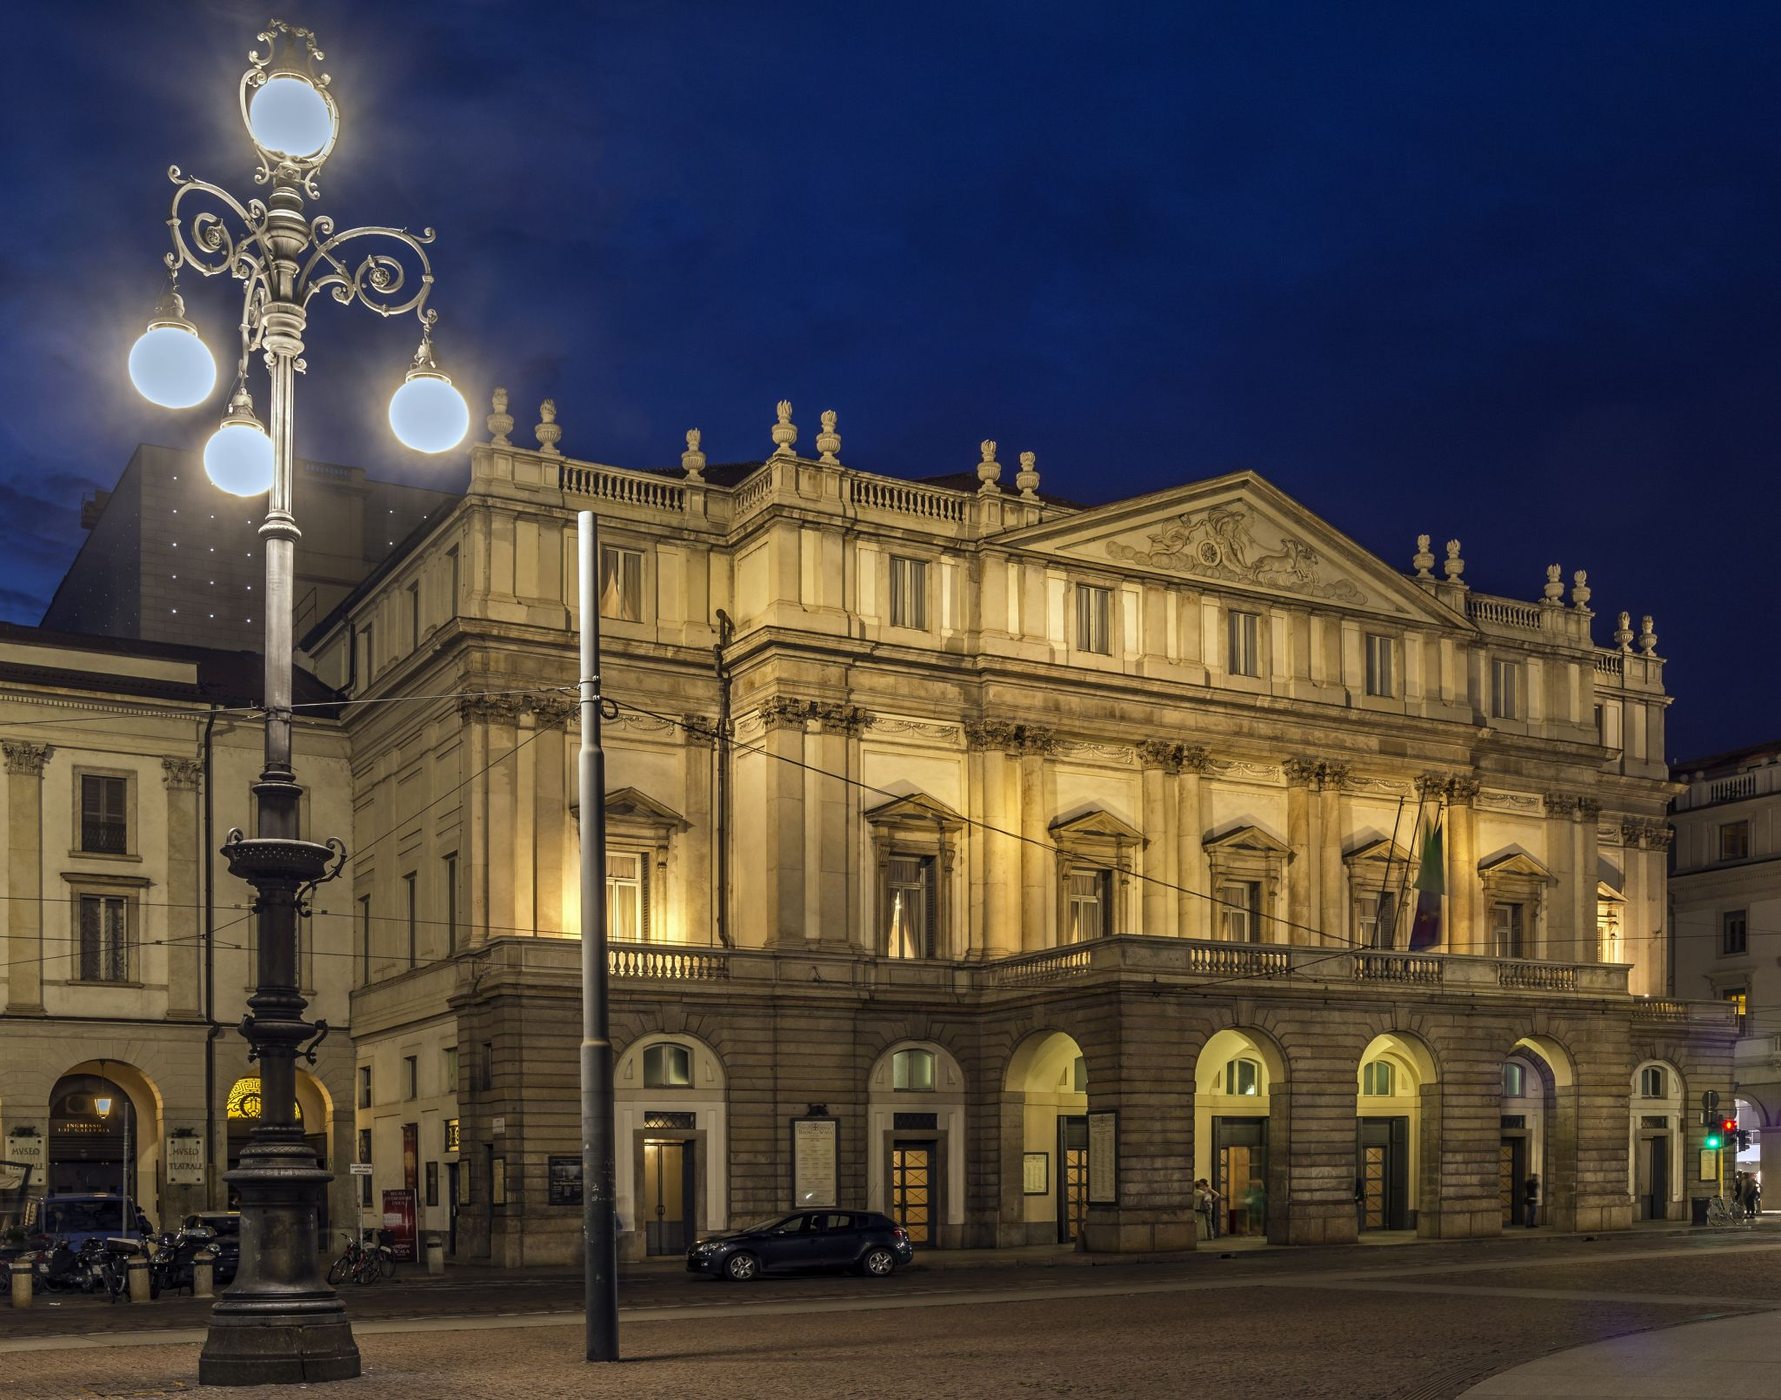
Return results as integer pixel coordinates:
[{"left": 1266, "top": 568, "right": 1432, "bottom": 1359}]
[{"left": 3, "top": 2, "right": 1776, "bottom": 757}]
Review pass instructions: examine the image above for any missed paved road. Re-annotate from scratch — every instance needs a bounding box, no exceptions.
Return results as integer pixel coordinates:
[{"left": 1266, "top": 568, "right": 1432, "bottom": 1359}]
[{"left": 6, "top": 1231, "right": 1780, "bottom": 1396}]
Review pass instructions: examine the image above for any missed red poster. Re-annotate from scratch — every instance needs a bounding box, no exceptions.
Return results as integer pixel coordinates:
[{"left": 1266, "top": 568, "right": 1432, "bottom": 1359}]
[
  {"left": 402, "top": 1123, "right": 419, "bottom": 1192},
  {"left": 381, "top": 1189, "right": 417, "bottom": 1262}
]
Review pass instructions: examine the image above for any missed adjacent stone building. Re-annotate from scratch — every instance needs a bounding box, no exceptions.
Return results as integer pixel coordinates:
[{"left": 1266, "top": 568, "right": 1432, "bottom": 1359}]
[{"left": 300, "top": 397, "right": 1733, "bottom": 1264}]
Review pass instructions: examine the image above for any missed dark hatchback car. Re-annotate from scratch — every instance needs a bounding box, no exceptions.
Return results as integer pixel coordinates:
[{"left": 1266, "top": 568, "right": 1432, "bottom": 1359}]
[
  {"left": 687, "top": 1210, "right": 913, "bottom": 1281},
  {"left": 182, "top": 1213, "right": 241, "bottom": 1284}
]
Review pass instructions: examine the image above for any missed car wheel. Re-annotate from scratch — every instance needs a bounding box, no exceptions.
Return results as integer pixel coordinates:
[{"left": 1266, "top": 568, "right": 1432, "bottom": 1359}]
[
  {"left": 862, "top": 1246, "right": 897, "bottom": 1278},
  {"left": 723, "top": 1252, "right": 759, "bottom": 1282}
]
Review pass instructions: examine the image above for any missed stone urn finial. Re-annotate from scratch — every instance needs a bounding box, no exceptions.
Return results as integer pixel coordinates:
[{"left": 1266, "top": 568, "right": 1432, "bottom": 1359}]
[
  {"left": 1570, "top": 569, "right": 1591, "bottom": 610},
  {"left": 1613, "top": 610, "right": 1634, "bottom": 652},
  {"left": 682, "top": 428, "right": 707, "bottom": 480},
  {"left": 815, "top": 409, "right": 841, "bottom": 464},
  {"left": 770, "top": 400, "right": 797, "bottom": 457},
  {"left": 487, "top": 386, "right": 513, "bottom": 445},
  {"left": 535, "top": 398, "right": 562, "bottom": 456},
  {"left": 1543, "top": 563, "right": 1564, "bottom": 604},
  {"left": 1443, "top": 539, "right": 1465, "bottom": 582},
  {"left": 1411, "top": 533, "right": 1435, "bottom": 579},
  {"left": 1015, "top": 450, "right": 1040, "bottom": 500},
  {"left": 1638, "top": 615, "right": 1658, "bottom": 655},
  {"left": 977, "top": 439, "right": 1002, "bottom": 493}
]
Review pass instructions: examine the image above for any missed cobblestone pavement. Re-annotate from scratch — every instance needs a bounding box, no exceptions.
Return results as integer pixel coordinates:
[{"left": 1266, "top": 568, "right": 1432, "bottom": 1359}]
[{"left": 6, "top": 1233, "right": 1781, "bottom": 1397}]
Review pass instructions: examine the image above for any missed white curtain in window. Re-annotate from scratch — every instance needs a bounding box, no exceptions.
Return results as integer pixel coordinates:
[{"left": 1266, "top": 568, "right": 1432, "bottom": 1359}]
[
  {"left": 606, "top": 851, "right": 645, "bottom": 940},
  {"left": 887, "top": 857, "right": 930, "bottom": 958},
  {"left": 1067, "top": 871, "right": 1103, "bottom": 941},
  {"left": 600, "top": 547, "right": 642, "bottom": 622}
]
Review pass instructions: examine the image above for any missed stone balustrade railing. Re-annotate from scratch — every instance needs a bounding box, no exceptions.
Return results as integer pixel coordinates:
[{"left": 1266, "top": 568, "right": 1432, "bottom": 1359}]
[
  {"left": 559, "top": 463, "right": 687, "bottom": 513},
  {"left": 1467, "top": 594, "right": 1544, "bottom": 630},
  {"left": 846, "top": 472, "right": 968, "bottom": 523}
]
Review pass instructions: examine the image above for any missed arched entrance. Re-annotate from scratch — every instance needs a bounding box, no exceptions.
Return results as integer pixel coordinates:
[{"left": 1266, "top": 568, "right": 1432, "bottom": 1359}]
[
  {"left": 1501, "top": 1036, "right": 1575, "bottom": 1229},
  {"left": 1194, "top": 1029, "right": 1284, "bottom": 1238},
  {"left": 1355, "top": 1033, "right": 1436, "bottom": 1232},
  {"left": 224, "top": 1071, "right": 332, "bottom": 1234},
  {"left": 48, "top": 1061, "right": 162, "bottom": 1228},
  {"left": 1003, "top": 1031, "right": 1087, "bottom": 1245},
  {"left": 614, "top": 1032, "right": 727, "bottom": 1262},
  {"left": 1630, "top": 1060, "right": 1683, "bottom": 1220},
  {"left": 867, "top": 1041, "right": 966, "bottom": 1248}
]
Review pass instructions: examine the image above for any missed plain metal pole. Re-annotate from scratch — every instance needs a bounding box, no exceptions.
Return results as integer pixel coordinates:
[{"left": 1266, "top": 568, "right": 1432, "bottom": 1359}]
[{"left": 579, "top": 511, "right": 619, "bottom": 1361}]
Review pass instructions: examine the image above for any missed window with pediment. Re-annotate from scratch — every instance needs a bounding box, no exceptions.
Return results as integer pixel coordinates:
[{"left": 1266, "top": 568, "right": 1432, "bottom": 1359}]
[
  {"left": 866, "top": 793, "right": 963, "bottom": 959},
  {"left": 1051, "top": 810, "right": 1145, "bottom": 942},
  {"left": 1478, "top": 852, "right": 1554, "bottom": 960},
  {"left": 1343, "top": 838, "right": 1411, "bottom": 949},
  {"left": 1203, "top": 826, "right": 1292, "bottom": 943},
  {"left": 571, "top": 787, "right": 690, "bottom": 944}
]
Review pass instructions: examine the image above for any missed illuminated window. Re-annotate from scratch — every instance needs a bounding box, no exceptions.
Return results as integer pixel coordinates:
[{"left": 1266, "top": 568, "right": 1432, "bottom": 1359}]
[
  {"left": 643, "top": 1042, "right": 692, "bottom": 1089},
  {"left": 892, "top": 1049, "right": 935, "bottom": 1092},
  {"left": 1364, "top": 634, "right": 1395, "bottom": 698},
  {"left": 444, "top": 1118, "right": 460, "bottom": 1153},
  {"left": 885, "top": 855, "right": 935, "bottom": 959},
  {"left": 1490, "top": 902, "right": 1525, "bottom": 959},
  {"left": 599, "top": 545, "right": 643, "bottom": 622},
  {"left": 1362, "top": 1062, "right": 1395, "bottom": 1096},
  {"left": 1639, "top": 1066, "right": 1666, "bottom": 1099},
  {"left": 1725, "top": 988, "right": 1749, "bottom": 1027},
  {"left": 226, "top": 1077, "right": 264, "bottom": 1121},
  {"left": 1228, "top": 610, "right": 1261, "bottom": 677},
  {"left": 1225, "top": 1058, "right": 1261, "bottom": 1096},
  {"left": 1502, "top": 1062, "right": 1526, "bottom": 1097},
  {"left": 1076, "top": 584, "right": 1112, "bottom": 655},
  {"left": 1065, "top": 870, "right": 1110, "bottom": 942},
  {"left": 888, "top": 556, "right": 928, "bottom": 629},
  {"left": 606, "top": 851, "right": 648, "bottom": 941},
  {"left": 1219, "top": 881, "right": 1262, "bottom": 942}
]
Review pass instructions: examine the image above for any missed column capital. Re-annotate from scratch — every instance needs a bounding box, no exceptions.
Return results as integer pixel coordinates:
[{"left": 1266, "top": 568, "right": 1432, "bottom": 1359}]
[
  {"left": 1137, "top": 740, "right": 1211, "bottom": 774},
  {"left": 1544, "top": 792, "right": 1579, "bottom": 817},
  {"left": 1287, "top": 756, "right": 1349, "bottom": 790},
  {"left": 965, "top": 720, "right": 1056, "bottom": 756},
  {"left": 2, "top": 740, "right": 51, "bottom": 777},
  {"left": 162, "top": 756, "right": 203, "bottom": 791}
]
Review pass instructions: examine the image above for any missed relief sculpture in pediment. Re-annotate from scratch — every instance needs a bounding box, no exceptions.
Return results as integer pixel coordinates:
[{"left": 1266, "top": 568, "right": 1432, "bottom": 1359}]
[{"left": 1106, "top": 504, "right": 1365, "bottom": 603}]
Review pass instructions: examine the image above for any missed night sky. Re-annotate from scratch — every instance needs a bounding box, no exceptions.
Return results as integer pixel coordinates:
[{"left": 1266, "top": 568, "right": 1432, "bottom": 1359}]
[{"left": 3, "top": 2, "right": 1776, "bottom": 758}]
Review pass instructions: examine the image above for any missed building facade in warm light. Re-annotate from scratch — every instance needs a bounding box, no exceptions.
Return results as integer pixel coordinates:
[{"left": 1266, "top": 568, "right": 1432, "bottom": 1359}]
[
  {"left": 305, "top": 398, "right": 1729, "bottom": 1264},
  {"left": 1671, "top": 739, "right": 1781, "bottom": 1188},
  {"left": 0, "top": 624, "right": 357, "bottom": 1237}
]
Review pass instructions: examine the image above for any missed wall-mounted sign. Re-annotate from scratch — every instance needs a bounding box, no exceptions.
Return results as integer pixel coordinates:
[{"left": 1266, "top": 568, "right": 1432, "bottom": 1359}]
[
  {"left": 548, "top": 1155, "right": 583, "bottom": 1206},
  {"left": 1088, "top": 1111, "right": 1118, "bottom": 1205},
  {"left": 2, "top": 1127, "right": 46, "bottom": 1190},
  {"left": 791, "top": 1116, "right": 839, "bottom": 1209},
  {"left": 491, "top": 1116, "right": 505, "bottom": 1136},
  {"left": 166, "top": 1132, "right": 205, "bottom": 1185},
  {"left": 1023, "top": 1151, "right": 1049, "bottom": 1196}
]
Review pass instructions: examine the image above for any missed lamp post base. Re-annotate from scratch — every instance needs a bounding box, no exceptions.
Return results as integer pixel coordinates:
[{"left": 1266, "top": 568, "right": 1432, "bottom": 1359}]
[{"left": 198, "top": 1314, "right": 361, "bottom": 1386}]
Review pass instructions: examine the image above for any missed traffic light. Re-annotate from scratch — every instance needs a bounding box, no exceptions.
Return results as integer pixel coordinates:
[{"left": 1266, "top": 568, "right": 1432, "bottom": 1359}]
[
  {"left": 1707, "top": 1117, "right": 1738, "bottom": 1151},
  {"left": 1739, "top": 1130, "right": 1753, "bottom": 1152},
  {"left": 1706, "top": 1123, "right": 1724, "bottom": 1150}
]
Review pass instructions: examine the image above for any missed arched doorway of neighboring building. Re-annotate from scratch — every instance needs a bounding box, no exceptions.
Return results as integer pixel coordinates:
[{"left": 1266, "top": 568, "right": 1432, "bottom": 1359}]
[
  {"left": 1003, "top": 1031, "right": 1088, "bottom": 1245},
  {"left": 1629, "top": 1060, "right": 1683, "bottom": 1221},
  {"left": 1501, "top": 1036, "right": 1575, "bottom": 1229},
  {"left": 48, "top": 1061, "right": 162, "bottom": 1229},
  {"left": 867, "top": 1041, "right": 966, "bottom": 1248},
  {"left": 614, "top": 1032, "right": 728, "bottom": 1261},
  {"left": 1194, "top": 1028, "right": 1285, "bottom": 1238},
  {"left": 1355, "top": 1033, "right": 1437, "bottom": 1233}
]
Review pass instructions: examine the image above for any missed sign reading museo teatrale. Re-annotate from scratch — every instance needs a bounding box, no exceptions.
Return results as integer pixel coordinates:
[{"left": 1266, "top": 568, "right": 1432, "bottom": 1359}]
[
  {"left": 2, "top": 1127, "right": 46, "bottom": 1188},
  {"left": 166, "top": 1132, "right": 205, "bottom": 1185},
  {"left": 791, "top": 1116, "right": 839, "bottom": 1209}
]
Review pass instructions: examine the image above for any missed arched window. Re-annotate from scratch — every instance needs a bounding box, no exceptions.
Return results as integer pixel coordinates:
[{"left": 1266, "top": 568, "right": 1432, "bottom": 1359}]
[
  {"left": 891, "top": 1049, "right": 935, "bottom": 1092},
  {"left": 1502, "top": 1062, "right": 1526, "bottom": 1098},
  {"left": 1362, "top": 1062, "right": 1395, "bottom": 1097},
  {"left": 1639, "top": 1066, "right": 1667, "bottom": 1099},
  {"left": 643, "top": 1043, "right": 692, "bottom": 1089},
  {"left": 1225, "top": 1058, "right": 1261, "bottom": 1096}
]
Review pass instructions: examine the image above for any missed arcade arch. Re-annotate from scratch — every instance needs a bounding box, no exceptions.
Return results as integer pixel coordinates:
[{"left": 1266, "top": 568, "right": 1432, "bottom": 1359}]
[
  {"left": 1003, "top": 1031, "right": 1088, "bottom": 1245},
  {"left": 866, "top": 1041, "right": 966, "bottom": 1247},
  {"left": 614, "top": 1031, "right": 727, "bottom": 1260},
  {"left": 1355, "top": 1033, "right": 1436, "bottom": 1232},
  {"left": 48, "top": 1060, "right": 163, "bottom": 1228},
  {"left": 1629, "top": 1059, "right": 1683, "bottom": 1220},
  {"left": 1194, "top": 1028, "right": 1284, "bottom": 1237},
  {"left": 1501, "top": 1036, "right": 1575, "bottom": 1229}
]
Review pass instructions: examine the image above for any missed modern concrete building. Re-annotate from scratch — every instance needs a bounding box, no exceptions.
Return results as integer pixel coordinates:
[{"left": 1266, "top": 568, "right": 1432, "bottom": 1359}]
[
  {"left": 0, "top": 622, "right": 357, "bottom": 1238},
  {"left": 1671, "top": 738, "right": 1781, "bottom": 1187},
  {"left": 293, "top": 395, "right": 1732, "bottom": 1265}
]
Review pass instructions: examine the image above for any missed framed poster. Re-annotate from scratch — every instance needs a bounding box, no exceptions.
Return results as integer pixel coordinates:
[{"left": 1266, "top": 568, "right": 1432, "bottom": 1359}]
[
  {"left": 791, "top": 1116, "right": 839, "bottom": 1209},
  {"left": 1023, "top": 1151, "right": 1049, "bottom": 1196},
  {"left": 1700, "top": 1149, "right": 1719, "bottom": 1182},
  {"left": 425, "top": 1161, "right": 439, "bottom": 1208},
  {"left": 548, "top": 1155, "right": 583, "bottom": 1206},
  {"left": 1087, "top": 1110, "right": 1118, "bottom": 1205},
  {"left": 380, "top": 1189, "right": 417, "bottom": 1261},
  {"left": 492, "top": 1156, "right": 507, "bottom": 1205},
  {"left": 402, "top": 1123, "right": 419, "bottom": 1192}
]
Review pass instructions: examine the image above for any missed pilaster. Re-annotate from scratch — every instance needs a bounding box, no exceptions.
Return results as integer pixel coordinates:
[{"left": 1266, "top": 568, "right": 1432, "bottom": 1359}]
[
  {"left": 3, "top": 740, "right": 50, "bottom": 1013},
  {"left": 162, "top": 757, "right": 203, "bottom": 1016}
]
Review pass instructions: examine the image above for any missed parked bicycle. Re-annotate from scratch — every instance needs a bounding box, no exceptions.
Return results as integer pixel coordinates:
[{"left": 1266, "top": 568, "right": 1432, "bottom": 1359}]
[
  {"left": 1706, "top": 1193, "right": 1749, "bottom": 1227},
  {"left": 327, "top": 1229, "right": 397, "bottom": 1285}
]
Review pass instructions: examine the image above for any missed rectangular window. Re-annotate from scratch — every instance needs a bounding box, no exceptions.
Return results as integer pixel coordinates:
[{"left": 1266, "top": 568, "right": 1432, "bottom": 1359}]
[
  {"left": 606, "top": 851, "right": 648, "bottom": 941},
  {"left": 1355, "top": 892, "right": 1388, "bottom": 948},
  {"left": 888, "top": 555, "right": 928, "bottom": 630},
  {"left": 1725, "top": 988, "right": 1749, "bottom": 1028},
  {"left": 358, "top": 1066, "right": 373, "bottom": 1109},
  {"left": 1639, "top": 1066, "right": 1666, "bottom": 1099},
  {"left": 444, "top": 1046, "right": 459, "bottom": 1091},
  {"left": 1720, "top": 821, "right": 1750, "bottom": 862},
  {"left": 599, "top": 545, "right": 643, "bottom": 622},
  {"left": 407, "top": 582, "right": 421, "bottom": 649},
  {"left": 886, "top": 854, "right": 935, "bottom": 959},
  {"left": 1218, "top": 881, "right": 1261, "bottom": 942},
  {"left": 1364, "top": 634, "right": 1395, "bottom": 698},
  {"left": 443, "top": 853, "right": 459, "bottom": 954},
  {"left": 76, "top": 894, "right": 129, "bottom": 982},
  {"left": 444, "top": 1118, "right": 460, "bottom": 1153},
  {"left": 404, "top": 872, "right": 418, "bottom": 968},
  {"left": 1490, "top": 901, "right": 1525, "bottom": 959},
  {"left": 357, "top": 894, "right": 372, "bottom": 986},
  {"left": 1722, "top": 910, "right": 1749, "bottom": 956},
  {"left": 79, "top": 774, "right": 128, "bottom": 854},
  {"left": 1490, "top": 658, "right": 1522, "bottom": 720},
  {"left": 1227, "top": 610, "right": 1261, "bottom": 678},
  {"left": 1362, "top": 1062, "right": 1394, "bottom": 1096},
  {"left": 403, "top": 1055, "right": 418, "bottom": 1100},
  {"left": 357, "top": 1128, "right": 373, "bottom": 1206},
  {"left": 1076, "top": 583, "right": 1112, "bottom": 655},
  {"left": 1066, "top": 870, "right": 1108, "bottom": 942}
]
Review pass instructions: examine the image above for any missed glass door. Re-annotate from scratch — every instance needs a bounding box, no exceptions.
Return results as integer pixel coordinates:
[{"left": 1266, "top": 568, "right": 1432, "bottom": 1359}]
[
  {"left": 1058, "top": 1116, "right": 1089, "bottom": 1244},
  {"left": 642, "top": 1139, "right": 693, "bottom": 1255},
  {"left": 891, "top": 1143, "right": 933, "bottom": 1245}
]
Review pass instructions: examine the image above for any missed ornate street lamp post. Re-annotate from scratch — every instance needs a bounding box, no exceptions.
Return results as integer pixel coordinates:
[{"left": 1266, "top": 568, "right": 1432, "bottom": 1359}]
[{"left": 127, "top": 20, "right": 469, "bottom": 1385}]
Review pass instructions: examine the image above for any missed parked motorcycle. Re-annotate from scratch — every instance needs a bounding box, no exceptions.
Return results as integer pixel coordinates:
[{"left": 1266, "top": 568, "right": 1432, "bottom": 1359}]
[
  {"left": 31, "top": 1236, "right": 108, "bottom": 1293},
  {"left": 147, "top": 1224, "right": 214, "bottom": 1296}
]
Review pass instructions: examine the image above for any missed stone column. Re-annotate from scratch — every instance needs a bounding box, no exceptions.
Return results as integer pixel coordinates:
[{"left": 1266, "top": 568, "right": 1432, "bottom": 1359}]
[
  {"left": 3, "top": 741, "right": 50, "bottom": 1013},
  {"left": 1543, "top": 793, "right": 1579, "bottom": 962},
  {"left": 807, "top": 703, "right": 869, "bottom": 948},
  {"left": 760, "top": 698, "right": 808, "bottom": 946},
  {"left": 1017, "top": 728, "right": 1056, "bottom": 951},
  {"left": 1317, "top": 763, "right": 1349, "bottom": 946},
  {"left": 1285, "top": 759, "right": 1319, "bottom": 942},
  {"left": 1136, "top": 743, "right": 1180, "bottom": 938},
  {"left": 680, "top": 714, "right": 716, "bottom": 946},
  {"left": 1274, "top": 1040, "right": 1367, "bottom": 1245},
  {"left": 162, "top": 758, "right": 203, "bottom": 1017},
  {"left": 1445, "top": 776, "right": 1481, "bottom": 954},
  {"left": 967, "top": 724, "right": 1021, "bottom": 958},
  {"left": 463, "top": 698, "right": 522, "bottom": 946},
  {"left": 1573, "top": 800, "right": 1601, "bottom": 966},
  {"left": 530, "top": 699, "right": 572, "bottom": 946},
  {"left": 1178, "top": 749, "right": 1212, "bottom": 938}
]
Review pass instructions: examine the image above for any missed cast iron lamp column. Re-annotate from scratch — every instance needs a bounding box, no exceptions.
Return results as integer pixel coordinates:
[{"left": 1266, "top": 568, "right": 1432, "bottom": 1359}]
[{"left": 126, "top": 19, "right": 469, "bottom": 1385}]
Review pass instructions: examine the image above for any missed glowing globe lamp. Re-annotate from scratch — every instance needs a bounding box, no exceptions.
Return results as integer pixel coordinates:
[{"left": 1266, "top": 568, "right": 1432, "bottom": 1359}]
[
  {"left": 129, "top": 314, "right": 216, "bottom": 409},
  {"left": 248, "top": 75, "right": 335, "bottom": 159},
  {"left": 204, "top": 394, "right": 275, "bottom": 496},
  {"left": 389, "top": 370, "right": 469, "bottom": 453}
]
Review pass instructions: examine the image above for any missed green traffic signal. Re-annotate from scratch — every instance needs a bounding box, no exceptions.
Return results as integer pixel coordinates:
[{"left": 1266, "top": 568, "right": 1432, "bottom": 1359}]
[{"left": 1706, "top": 1130, "right": 1723, "bottom": 1150}]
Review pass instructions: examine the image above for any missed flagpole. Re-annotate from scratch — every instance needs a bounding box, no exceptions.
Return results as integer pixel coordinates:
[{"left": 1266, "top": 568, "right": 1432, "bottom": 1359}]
[{"left": 1374, "top": 797, "right": 1407, "bottom": 950}]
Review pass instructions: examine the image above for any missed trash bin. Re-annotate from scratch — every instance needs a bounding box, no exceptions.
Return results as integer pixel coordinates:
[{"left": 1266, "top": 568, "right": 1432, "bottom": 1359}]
[
  {"left": 1691, "top": 1196, "right": 1710, "bottom": 1227},
  {"left": 422, "top": 1231, "right": 444, "bottom": 1276}
]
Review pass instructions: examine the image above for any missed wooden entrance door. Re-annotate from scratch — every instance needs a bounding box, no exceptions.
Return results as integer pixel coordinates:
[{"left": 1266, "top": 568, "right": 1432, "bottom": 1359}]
[
  {"left": 1214, "top": 1116, "right": 1269, "bottom": 1236},
  {"left": 642, "top": 1138, "right": 695, "bottom": 1255},
  {"left": 1638, "top": 1135, "right": 1669, "bottom": 1220},
  {"left": 1357, "top": 1116, "right": 1409, "bottom": 1230},
  {"left": 1498, "top": 1136, "right": 1527, "bottom": 1225},
  {"left": 1058, "top": 1116, "right": 1088, "bottom": 1244},
  {"left": 891, "top": 1142, "right": 934, "bottom": 1245}
]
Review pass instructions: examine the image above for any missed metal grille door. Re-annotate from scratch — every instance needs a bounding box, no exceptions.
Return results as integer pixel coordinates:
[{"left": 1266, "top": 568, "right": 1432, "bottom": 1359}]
[{"left": 891, "top": 1144, "right": 932, "bottom": 1245}]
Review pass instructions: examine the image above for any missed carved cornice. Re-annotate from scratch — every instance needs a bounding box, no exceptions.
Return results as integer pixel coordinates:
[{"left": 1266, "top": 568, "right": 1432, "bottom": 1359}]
[
  {"left": 756, "top": 696, "right": 874, "bottom": 736},
  {"left": 1544, "top": 792, "right": 1579, "bottom": 818},
  {"left": 1137, "top": 740, "right": 1211, "bottom": 775},
  {"left": 2, "top": 740, "right": 51, "bottom": 777},
  {"left": 964, "top": 720, "right": 1057, "bottom": 756},
  {"left": 1619, "top": 817, "right": 1672, "bottom": 850},
  {"left": 458, "top": 692, "right": 575, "bottom": 725},
  {"left": 1575, "top": 797, "right": 1601, "bottom": 822},
  {"left": 1417, "top": 772, "right": 1480, "bottom": 803},
  {"left": 161, "top": 757, "right": 203, "bottom": 791},
  {"left": 681, "top": 713, "right": 719, "bottom": 749},
  {"left": 1287, "top": 757, "right": 1349, "bottom": 790}
]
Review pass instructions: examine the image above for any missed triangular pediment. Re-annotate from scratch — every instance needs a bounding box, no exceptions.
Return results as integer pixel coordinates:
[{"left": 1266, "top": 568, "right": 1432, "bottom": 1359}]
[
  {"left": 1049, "top": 808, "right": 1146, "bottom": 844},
  {"left": 864, "top": 791, "right": 965, "bottom": 831},
  {"left": 1204, "top": 823, "right": 1292, "bottom": 856},
  {"left": 990, "top": 471, "right": 1467, "bottom": 624},
  {"left": 1344, "top": 837, "right": 1412, "bottom": 867},
  {"left": 1479, "top": 851, "right": 1554, "bottom": 883},
  {"left": 605, "top": 786, "right": 689, "bottom": 830}
]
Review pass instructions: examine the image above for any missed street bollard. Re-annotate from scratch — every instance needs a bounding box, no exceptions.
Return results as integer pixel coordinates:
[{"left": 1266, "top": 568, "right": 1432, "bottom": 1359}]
[
  {"left": 127, "top": 1255, "right": 150, "bottom": 1303},
  {"left": 9, "top": 1258, "right": 32, "bottom": 1308},
  {"left": 423, "top": 1231, "right": 444, "bottom": 1276},
  {"left": 192, "top": 1248, "right": 215, "bottom": 1299}
]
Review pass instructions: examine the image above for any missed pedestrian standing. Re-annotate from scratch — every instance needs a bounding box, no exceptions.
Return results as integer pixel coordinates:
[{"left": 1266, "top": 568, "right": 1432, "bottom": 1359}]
[
  {"left": 1194, "top": 1179, "right": 1213, "bottom": 1240},
  {"left": 1523, "top": 1174, "right": 1539, "bottom": 1229},
  {"left": 1354, "top": 1177, "right": 1366, "bottom": 1233},
  {"left": 1743, "top": 1172, "right": 1760, "bottom": 1221}
]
